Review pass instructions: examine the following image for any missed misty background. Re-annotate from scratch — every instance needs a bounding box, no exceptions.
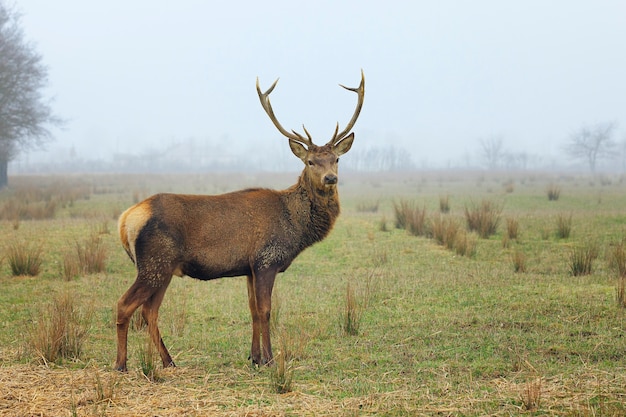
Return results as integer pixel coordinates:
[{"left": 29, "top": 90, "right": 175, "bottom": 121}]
[{"left": 10, "top": 0, "right": 626, "bottom": 173}]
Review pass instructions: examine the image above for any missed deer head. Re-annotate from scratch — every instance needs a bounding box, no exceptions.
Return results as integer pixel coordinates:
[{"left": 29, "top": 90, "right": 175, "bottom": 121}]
[{"left": 256, "top": 70, "right": 365, "bottom": 191}]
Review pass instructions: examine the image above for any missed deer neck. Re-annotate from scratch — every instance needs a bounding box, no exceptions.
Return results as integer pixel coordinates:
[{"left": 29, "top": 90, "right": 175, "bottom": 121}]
[{"left": 284, "top": 171, "right": 341, "bottom": 244}]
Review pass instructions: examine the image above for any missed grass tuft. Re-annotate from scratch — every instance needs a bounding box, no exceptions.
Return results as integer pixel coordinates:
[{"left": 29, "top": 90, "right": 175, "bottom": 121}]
[
  {"left": 76, "top": 232, "right": 107, "bottom": 274},
  {"left": 454, "top": 230, "right": 478, "bottom": 258},
  {"left": 512, "top": 249, "right": 527, "bottom": 273},
  {"left": 547, "top": 183, "right": 561, "bottom": 201},
  {"left": 617, "top": 276, "right": 626, "bottom": 308},
  {"left": 439, "top": 195, "right": 450, "bottom": 213},
  {"left": 569, "top": 242, "right": 598, "bottom": 276},
  {"left": 505, "top": 217, "right": 519, "bottom": 240},
  {"left": 7, "top": 242, "right": 43, "bottom": 276},
  {"left": 555, "top": 213, "right": 572, "bottom": 239},
  {"left": 393, "top": 199, "right": 428, "bottom": 236},
  {"left": 138, "top": 334, "right": 161, "bottom": 382},
  {"left": 521, "top": 378, "right": 542, "bottom": 411},
  {"left": 341, "top": 281, "right": 363, "bottom": 336},
  {"left": 464, "top": 199, "right": 502, "bottom": 238},
  {"left": 29, "top": 292, "right": 91, "bottom": 364},
  {"left": 431, "top": 214, "right": 460, "bottom": 250},
  {"left": 356, "top": 200, "right": 379, "bottom": 213},
  {"left": 609, "top": 239, "right": 626, "bottom": 278}
]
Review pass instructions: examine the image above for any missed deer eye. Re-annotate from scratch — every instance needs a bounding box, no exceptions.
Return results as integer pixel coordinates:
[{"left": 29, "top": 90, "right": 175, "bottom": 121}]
[
  {"left": 336, "top": 158, "right": 340, "bottom": 163},
  {"left": 307, "top": 160, "right": 314, "bottom": 166}
]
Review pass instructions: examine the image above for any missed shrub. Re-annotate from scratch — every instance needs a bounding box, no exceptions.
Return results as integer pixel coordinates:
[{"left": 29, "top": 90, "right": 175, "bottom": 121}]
[
  {"left": 464, "top": 199, "right": 502, "bottom": 238},
  {"left": 7, "top": 243, "right": 43, "bottom": 276}
]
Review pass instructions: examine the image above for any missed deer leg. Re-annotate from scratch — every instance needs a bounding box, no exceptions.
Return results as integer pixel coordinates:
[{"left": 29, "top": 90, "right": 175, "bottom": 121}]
[
  {"left": 247, "top": 274, "right": 262, "bottom": 365},
  {"left": 141, "top": 276, "right": 175, "bottom": 368},
  {"left": 254, "top": 268, "right": 277, "bottom": 365},
  {"left": 114, "top": 280, "right": 156, "bottom": 372}
]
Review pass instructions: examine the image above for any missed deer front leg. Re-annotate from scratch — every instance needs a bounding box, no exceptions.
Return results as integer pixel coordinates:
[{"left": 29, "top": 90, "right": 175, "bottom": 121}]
[
  {"left": 247, "top": 274, "right": 263, "bottom": 365},
  {"left": 253, "top": 268, "right": 277, "bottom": 365}
]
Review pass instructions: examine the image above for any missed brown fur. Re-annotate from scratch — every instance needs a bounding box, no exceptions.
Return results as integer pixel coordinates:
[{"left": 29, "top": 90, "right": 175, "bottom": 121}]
[{"left": 114, "top": 74, "right": 363, "bottom": 371}]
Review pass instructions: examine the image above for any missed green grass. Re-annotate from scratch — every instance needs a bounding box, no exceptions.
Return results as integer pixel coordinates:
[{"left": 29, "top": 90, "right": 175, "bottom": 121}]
[{"left": 1, "top": 171, "right": 626, "bottom": 415}]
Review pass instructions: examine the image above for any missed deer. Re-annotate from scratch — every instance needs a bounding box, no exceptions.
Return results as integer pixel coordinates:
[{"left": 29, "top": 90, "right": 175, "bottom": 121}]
[{"left": 114, "top": 70, "right": 365, "bottom": 372}]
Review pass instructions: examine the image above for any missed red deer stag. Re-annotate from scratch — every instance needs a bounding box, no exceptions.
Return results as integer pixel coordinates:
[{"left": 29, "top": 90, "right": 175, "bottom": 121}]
[{"left": 114, "top": 71, "right": 365, "bottom": 371}]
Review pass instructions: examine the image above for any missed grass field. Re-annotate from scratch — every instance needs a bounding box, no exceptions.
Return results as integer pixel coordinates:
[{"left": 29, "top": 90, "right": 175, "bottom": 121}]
[{"left": 0, "top": 171, "right": 625, "bottom": 416}]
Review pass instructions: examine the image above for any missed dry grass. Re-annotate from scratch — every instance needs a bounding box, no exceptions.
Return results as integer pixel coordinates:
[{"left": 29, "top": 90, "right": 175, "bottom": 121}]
[
  {"left": 521, "top": 378, "right": 542, "bottom": 411},
  {"left": 75, "top": 232, "right": 107, "bottom": 274},
  {"left": 569, "top": 242, "right": 599, "bottom": 276},
  {"left": 355, "top": 200, "right": 379, "bottom": 213},
  {"left": 617, "top": 276, "right": 626, "bottom": 308},
  {"left": 505, "top": 217, "right": 519, "bottom": 240},
  {"left": 28, "top": 292, "right": 91, "bottom": 364},
  {"left": 0, "top": 365, "right": 624, "bottom": 416},
  {"left": 464, "top": 199, "right": 502, "bottom": 238},
  {"left": 138, "top": 333, "right": 162, "bottom": 383},
  {"left": 439, "top": 194, "right": 450, "bottom": 213},
  {"left": 454, "top": 230, "right": 478, "bottom": 258},
  {"left": 2, "top": 172, "right": 626, "bottom": 416},
  {"left": 7, "top": 242, "right": 43, "bottom": 276},
  {"left": 556, "top": 212, "right": 573, "bottom": 239},
  {"left": 61, "top": 247, "right": 81, "bottom": 281},
  {"left": 340, "top": 281, "right": 362, "bottom": 336},
  {"left": 512, "top": 249, "right": 527, "bottom": 273},
  {"left": 431, "top": 214, "right": 460, "bottom": 250},
  {"left": 393, "top": 199, "right": 428, "bottom": 236}
]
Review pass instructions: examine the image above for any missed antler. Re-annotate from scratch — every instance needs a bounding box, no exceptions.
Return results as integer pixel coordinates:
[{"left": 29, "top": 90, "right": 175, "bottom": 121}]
[
  {"left": 329, "top": 69, "right": 365, "bottom": 146},
  {"left": 256, "top": 77, "right": 313, "bottom": 147}
]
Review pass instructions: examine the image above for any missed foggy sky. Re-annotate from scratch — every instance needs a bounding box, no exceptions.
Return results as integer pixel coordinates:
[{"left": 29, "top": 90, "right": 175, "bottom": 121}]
[{"left": 13, "top": 0, "right": 626, "bottom": 169}]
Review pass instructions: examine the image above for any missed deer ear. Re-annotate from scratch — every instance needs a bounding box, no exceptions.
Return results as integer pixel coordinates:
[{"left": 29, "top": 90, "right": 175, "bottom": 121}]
[
  {"left": 289, "top": 139, "right": 308, "bottom": 161},
  {"left": 334, "top": 133, "right": 354, "bottom": 156}
]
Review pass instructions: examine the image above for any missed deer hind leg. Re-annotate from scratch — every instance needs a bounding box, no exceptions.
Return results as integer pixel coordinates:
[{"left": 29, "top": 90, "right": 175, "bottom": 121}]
[
  {"left": 141, "top": 276, "right": 175, "bottom": 368},
  {"left": 248, "top": 268, "right": 277, "bottom": 366},
  {"left": 115, "top": 280, "right": 156, "bottom": 372}
]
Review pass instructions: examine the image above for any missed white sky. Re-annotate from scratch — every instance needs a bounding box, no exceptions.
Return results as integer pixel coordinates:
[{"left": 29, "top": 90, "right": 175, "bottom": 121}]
[{"left": 13, "top": 0, "right": 626, "bottom": 168}]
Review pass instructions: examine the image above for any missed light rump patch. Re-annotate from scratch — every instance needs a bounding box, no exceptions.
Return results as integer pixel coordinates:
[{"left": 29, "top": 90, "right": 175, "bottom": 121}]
[{"left": 118, "top": 201, "right": 152, "bottom": 263}]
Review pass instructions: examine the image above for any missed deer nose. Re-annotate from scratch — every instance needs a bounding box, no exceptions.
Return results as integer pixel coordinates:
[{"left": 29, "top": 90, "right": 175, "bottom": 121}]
[{"left": 324, "top": 174, "right": 338, "bottom": 185}]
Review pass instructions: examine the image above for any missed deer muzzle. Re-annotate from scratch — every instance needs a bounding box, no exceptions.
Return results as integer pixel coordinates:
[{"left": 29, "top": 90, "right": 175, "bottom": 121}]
[{"left": 324, "top": 174, "right": 338, "bottom": 185}]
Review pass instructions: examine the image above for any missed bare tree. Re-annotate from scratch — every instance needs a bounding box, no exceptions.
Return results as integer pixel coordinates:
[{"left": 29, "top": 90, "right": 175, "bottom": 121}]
[
  {"left": 563, "top": 122, "right": 616, "bottom": 173},
  {"left": 0, "top": 2, "right": 60, "bottom": 188},
  {"left": 479, "top": 136, "right": 505, "bottom": 169}
]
